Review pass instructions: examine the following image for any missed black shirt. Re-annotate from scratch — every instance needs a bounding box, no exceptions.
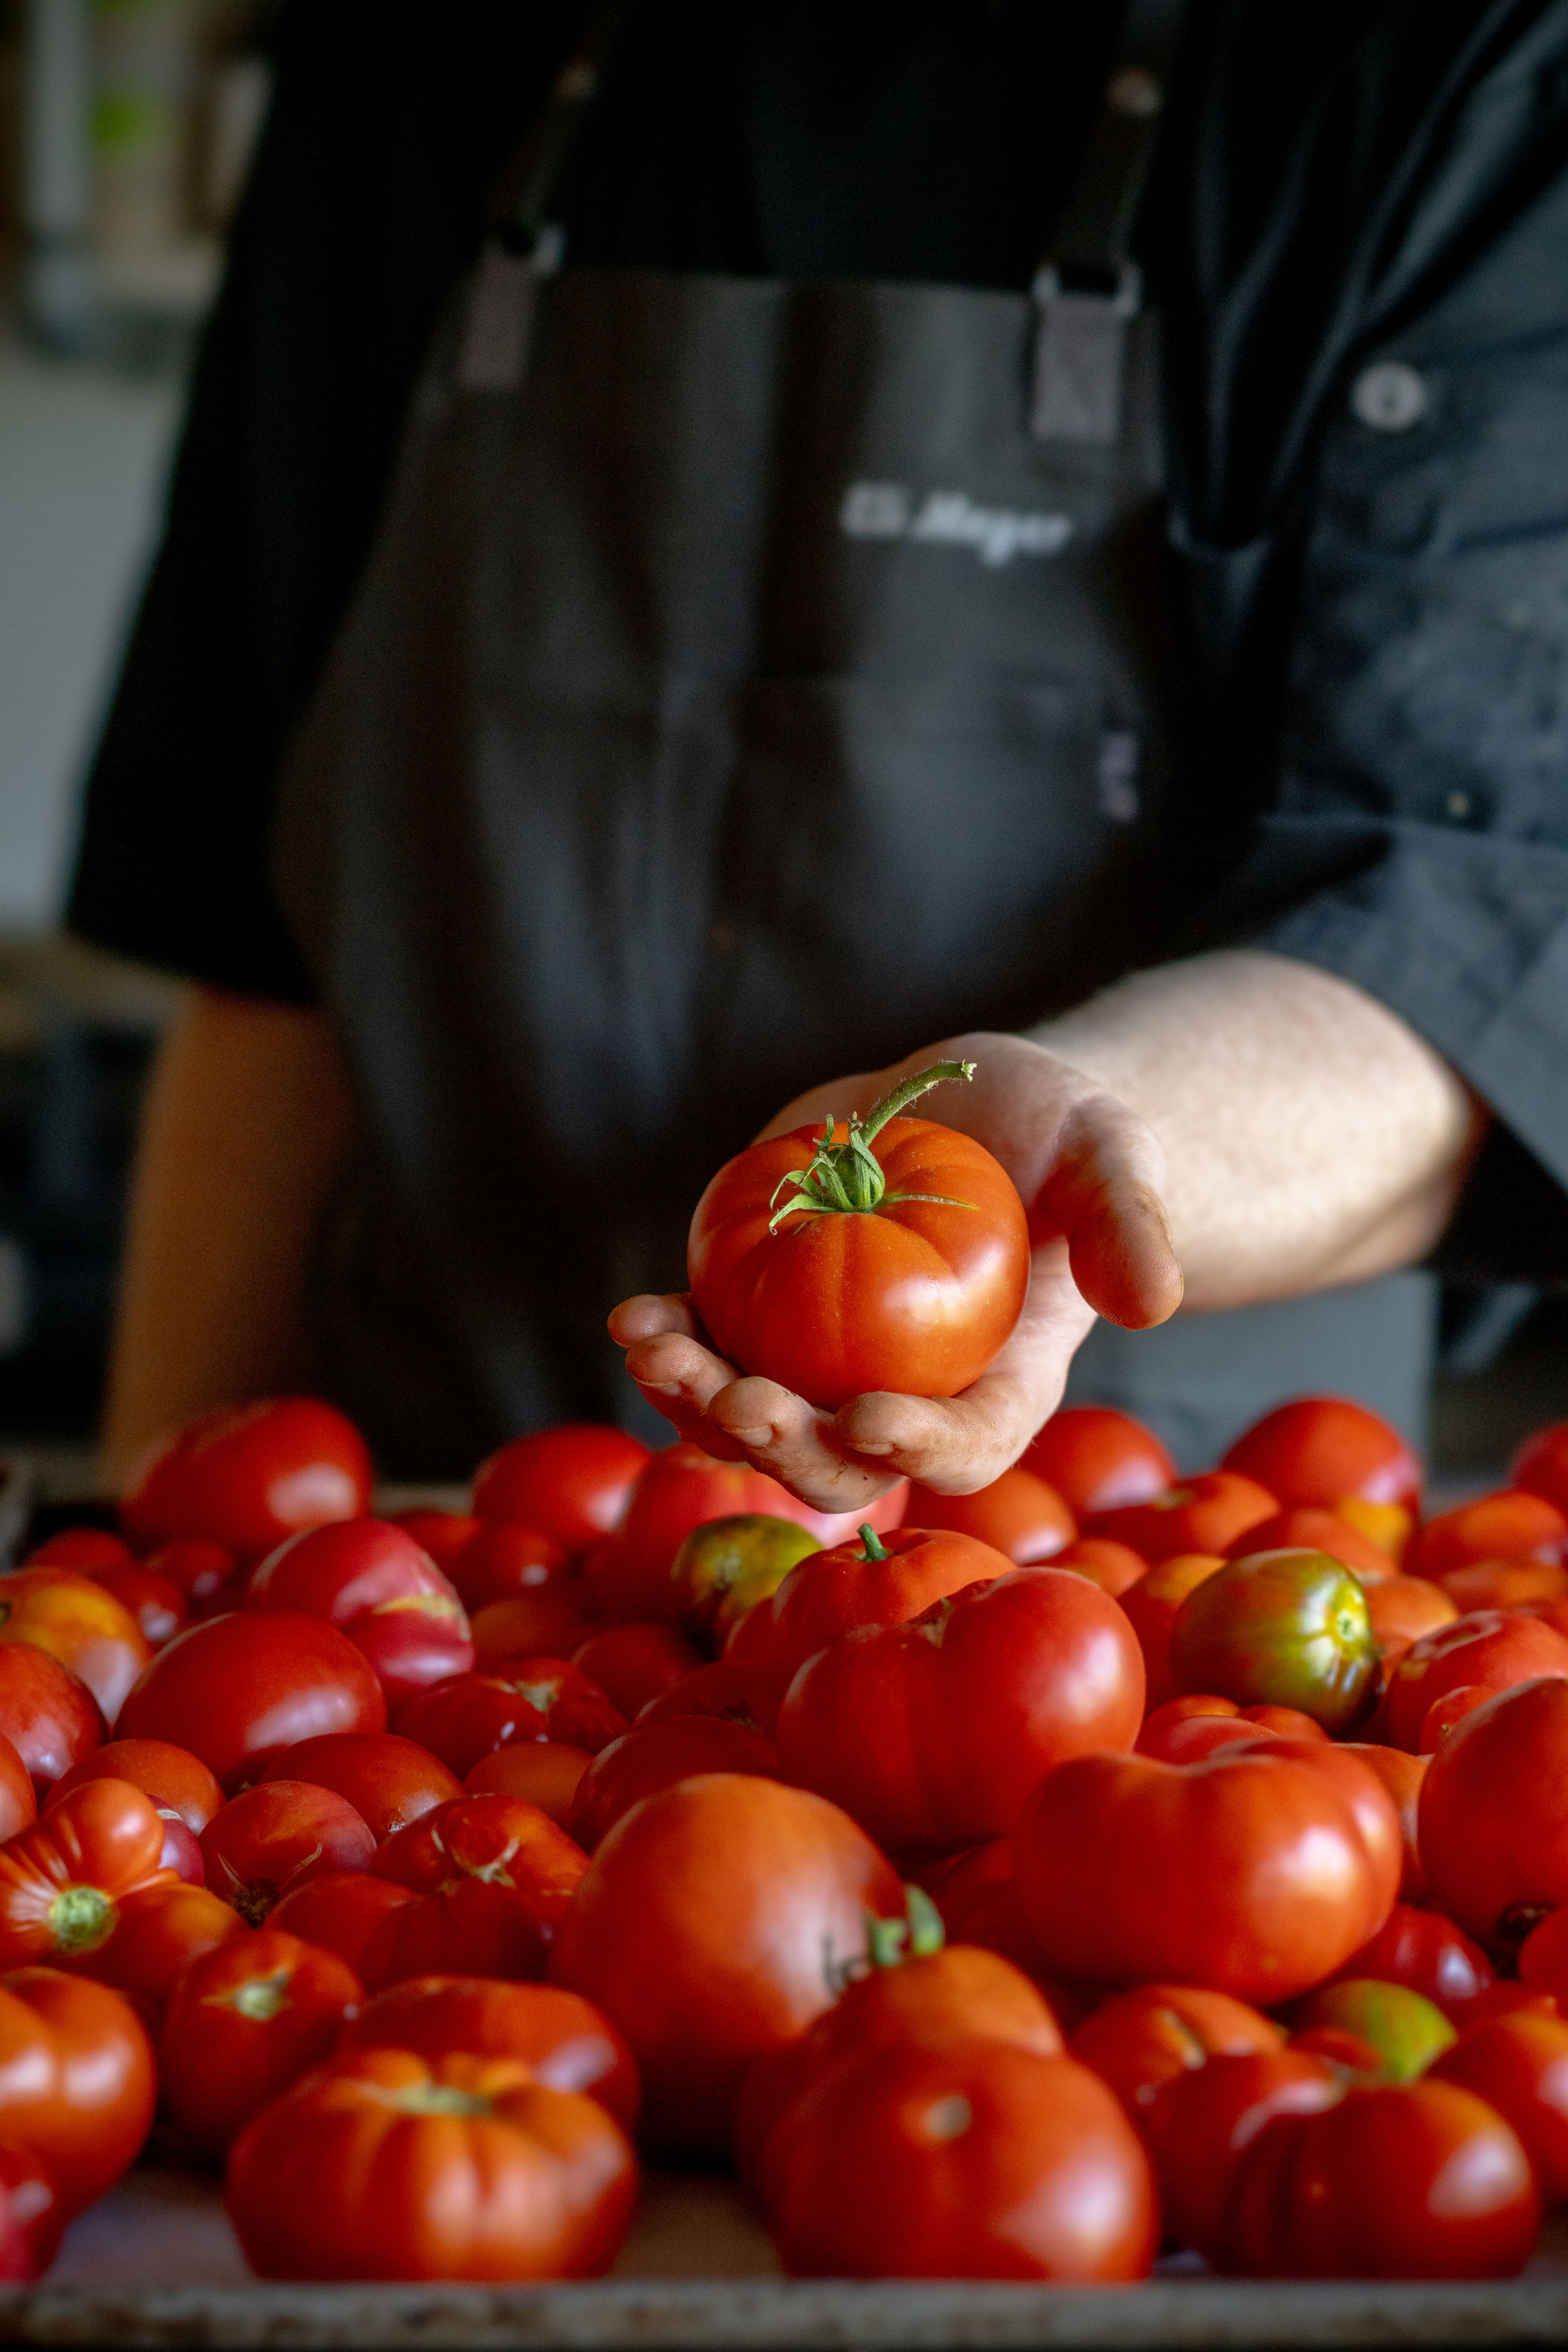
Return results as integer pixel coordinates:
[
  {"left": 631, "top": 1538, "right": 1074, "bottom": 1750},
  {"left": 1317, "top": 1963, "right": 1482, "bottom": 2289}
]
[{"left": 69, "top": 0, "right": 1568, "bottom": 1280}]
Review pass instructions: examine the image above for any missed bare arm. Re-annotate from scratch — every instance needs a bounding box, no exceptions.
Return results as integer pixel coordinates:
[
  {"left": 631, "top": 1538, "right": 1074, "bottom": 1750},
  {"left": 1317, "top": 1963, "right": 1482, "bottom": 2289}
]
[
  {"left": 612, "top": 949, "right": 1485, "bottom": 1506},
  {"left": 103, "top": 987, "right": 355, "bottom": 1483}
]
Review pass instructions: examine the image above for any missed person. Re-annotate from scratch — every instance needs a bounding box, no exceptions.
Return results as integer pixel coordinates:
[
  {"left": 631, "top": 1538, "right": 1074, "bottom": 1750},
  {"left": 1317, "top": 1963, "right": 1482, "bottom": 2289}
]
[{"left": 71, "top": 1, "right": 1568, "bottom": 1506}]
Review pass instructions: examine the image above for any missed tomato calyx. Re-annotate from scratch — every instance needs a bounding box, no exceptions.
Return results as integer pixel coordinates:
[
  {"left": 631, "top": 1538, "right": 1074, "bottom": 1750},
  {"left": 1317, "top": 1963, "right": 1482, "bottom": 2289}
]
[
  {"left": 767, "top": 1060, "right": 979, "bottom": 1231},
  {"left": 828, "top": 1886, "right": 946, "bottom": 1993},
  {"left": 47, "top": 1883, "right": 116, "bottom": 1954}
]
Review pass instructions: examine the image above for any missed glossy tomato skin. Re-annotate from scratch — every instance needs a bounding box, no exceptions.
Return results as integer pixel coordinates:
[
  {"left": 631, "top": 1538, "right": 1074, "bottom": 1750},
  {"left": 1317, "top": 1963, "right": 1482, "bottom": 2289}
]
[
  {"left": 766, "top": 2040, "right": 1156, "bottom": 2280},
  {"left": 765, "top": 1527, "right": 1013, "bottom": 1682},
  {"left": 776, "top": 1566, "right": 1145, "bottom": 1854},
  {"left": 0, "top": 1968, "right": 155, "bottom": 2211},
  {"left": 199, "top": 1781, "right": 374, "bottom": 1925},
  {"left": 1067, "top": 1985, "right": 1282, "bottom": 2122},
  {"left": 471, "top": 1425, "right": 652, "bottom": 1552},
  {"left": 1018, "top": 1747, "right": 1397, "bottom": 2002},
  {"left": 1144, "top": 2048, "right": 1344, "bottom": 2257},
  {"left": 1022, "top": 1407, "right": 1173, "bottom": 1519},
  {"left": 370, "top": 1795, "right": 587, "bottom": 1932},
  {"left": 549, "top": 1774, "right": 905, "bottom": 2152},
  {"left": 448, "top": 1523, "right": 572, "bottom": 1616},
  {"left": 1418, "top": 1678, "right": 1568, "bottom": 1955},
  {"left": 1514, "top": 1424, "right": 1568, "bottom": 1516},
  {"left": 269, "top": 1872, "right": 416, "bottom": 1978},
  {"left": 120, "top": 1398, "right": 372, "bottom": 1557},
  {"left": 568, "top": 1718, "right": 781, "bottom": 1850},
  {"left": 395, "top": 1660, "right": 626, "bottom": 1779},
  {"left": 1167, "top": 1550, "right": 1379, "bottom": 1734},
  {"left": 568, "top": 1624, "right": 704, "bottom": 1720},
  {"left": 1430, "top": 2010, "right": 1568, "bottom": 2197},
  {"left": 0, "top": 1779, "right": 172, "bottom": 1970},
  {"left": 1051, "top": 1539, "right": 1149, "bottom": 1598},
  {"left": 143, "top": 1539, "right": 240, "bottom": 1619},
  {"left": 0, "top": 1738, "right": 35, "bottom": 1844},
  {"left": 246, "top": 1522, "right": 473, "bottom": 1704},
  {"left": 74, "top": 1563, "right": 188, "bottom": 1651},
  {"left": 1337, "top": 1746, "right": 1430, "bottom": 1903},
  {"left": 385, "top": 1510, "right": 484, "bottom": 1575},
  {"left": 1222, "top": 1397, "right": 1421, "bottom": 1514},
  {"left": 227, "top": 2048, "right": 638, "bottom": 2281},
  {"left": 902, "top": 1471, "right": 1074, "bottom": 1565},
  {"left": 259, "top": 1731, "right": 461, "bottom": 1841},
  {"left": 1228, "top": 1509, "right": 1395, "bottom": 1584},
  {"left": 1409, "top": 1490, "right": 1568, "bottom": 1580},
  {"left": 47, "top": 1737, "right": 223, "bottom": 1834},
  {"left": 116, "top": 1612, "right": 387, "bottom": 1793},
  {"left": 336, "top": 1975, "right": 640, "bottom": 2132},
  {"left": 0, "top": 1570, "right": 151, "bottom": 1730},
  {"left": 689, "top": 1113, "right": 1030, "bottom": 1412},
  {"left": 1385, "top": 1612, "right": 1568, "bottom": 1753},
  {"left": 1117, "top": 1554, "right": 1226, "bottom": 1712},
  {"left": 158, "top": 1927, "right": 362, "bottom": 2157},
  {"left": 1219, "top": 2080, "right": 1537, "bottom": 2278},
  {"left": 666, "top": 1517, "right": 821, "bottom": 1652},
  {"left": 1365, "top": 1578, "right": 1458, "bottom": 1668},
  {"left": 1093, "top": 1473, "right": 1277, "bottom": 1563}
]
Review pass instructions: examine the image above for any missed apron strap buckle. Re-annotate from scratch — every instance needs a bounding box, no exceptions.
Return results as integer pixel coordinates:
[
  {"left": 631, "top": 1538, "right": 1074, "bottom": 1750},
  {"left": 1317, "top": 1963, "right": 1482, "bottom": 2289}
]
[{"left": 1030, "top": 263, "right": 1142, "bottom": 446}]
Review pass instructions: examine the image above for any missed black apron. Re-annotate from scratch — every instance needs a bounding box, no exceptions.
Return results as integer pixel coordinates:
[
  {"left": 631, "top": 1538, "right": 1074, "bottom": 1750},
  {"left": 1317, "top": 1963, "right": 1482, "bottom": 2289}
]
[{"left": 272, "top": 0, "right": 1435, "bottom": 1478}]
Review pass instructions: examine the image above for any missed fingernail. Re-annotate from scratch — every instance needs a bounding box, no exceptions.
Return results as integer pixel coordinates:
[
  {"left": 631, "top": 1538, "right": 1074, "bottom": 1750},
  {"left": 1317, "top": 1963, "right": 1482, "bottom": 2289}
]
[
  {"left": 727, "top": 1424, "right": 774, "bottom": 1446},
  {"left": 638, "top": 1382, "right": 683, "bottom": 1400},
  {"left": 848, "top": 1440, "right": 894, "bottom": 1458}
]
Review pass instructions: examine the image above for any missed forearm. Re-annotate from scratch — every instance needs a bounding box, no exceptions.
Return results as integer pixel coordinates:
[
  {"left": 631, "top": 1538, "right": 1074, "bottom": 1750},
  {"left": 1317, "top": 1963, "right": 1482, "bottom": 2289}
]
[
  {"left": 1033, "top": 950, "right": 1486, "bottom": 1311},
  {"left": 103, "top": 987, "right": 355, "bottom": 1483}
]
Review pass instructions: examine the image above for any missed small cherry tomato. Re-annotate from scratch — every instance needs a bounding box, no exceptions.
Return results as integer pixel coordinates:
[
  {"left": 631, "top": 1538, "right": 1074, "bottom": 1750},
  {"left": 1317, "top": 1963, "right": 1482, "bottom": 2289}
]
[
  {"left": 116, "top": 1611, "right": 387, "bottom": 1793},
  {"left": 269, "top": 1871, "right": 417, "bottom": 1978},
  {"left": 0, "top": 1968, "right": 155, "bottom": 2212},
  {"left": 201, "top": 1782, "right": 374, "bottom": 1925},
  {"left": 568, "top": 1624, "right": 703, "bottom": 1720},
  {"left": 1222, "top": 1397, "right": 1420, "bottom": 1515},
  {"left": 1168, "top": 1549, "right": 1379, "bottom": 1734},
  {"left": 667, "top": 1516, "right": 822, "bottom": 1651},
  {"left": 0, "top": 1570, "right": 151, "bottom": 1730},
  {"left": 471, "top": 1424, "right": 652, "bottom": 1552},
  {"left": 902, "top": 1469, "right": 1075, "bottom": 1565},
  {"left": 336, "top": 1976, "right": 640, "bottom": 2132},
  {"left": 765, "top": 1523, "right": 1012, "bottom": 1682},
  {"left": 1068, "top": 1984, "right": 1282, "bottom": 2119},
  {"left": 1409, "top": 1490, "right": 1568, "bottom": 1580},
  {"left": 158, "top": 1927, "right": 362, "bottom": 2157},
  {"left": 395, "top": 1659, "right": 627, "bottom": 1778},
  {"left": 463, "top": 1743, "right": 593, "bottom": 1827},
  {"left": 259, "top": 1732, "right": 461, "bottom": 1841},
  {"left": 120, "top": 1398, "right": 372, "bottom": 1558},
  {"left": 568, "top": 1718, "right": 781, "bottom": 1850},
  {"left": 1093, "top": 1472, "right": 1277, "bottom": 1564},
  {"left": 227, "top": 2048, "right": 638, "bottom": 2280},
  {"left": 1021, "top": 1407, "right": 1173, "bottom": 1518}
]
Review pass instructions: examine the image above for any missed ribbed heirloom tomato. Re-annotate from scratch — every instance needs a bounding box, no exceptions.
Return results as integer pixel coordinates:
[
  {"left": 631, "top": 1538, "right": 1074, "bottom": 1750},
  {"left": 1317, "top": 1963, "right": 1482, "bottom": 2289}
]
[
  {"left": 158, "top": 1927, "right": 363, "bottom": 2156},
  {"left": 764, "top": 1524, "right": 1013, "bottom": 1680},
  {"left": 0, "top": 1968, "right": 155, "bottom": 2212},
  {"left": 338, "top": 1976, "right": 640, "bottom": 2131},
  {"left": 687, "top": 1061, "right": 1030, "bottom": 1411}
]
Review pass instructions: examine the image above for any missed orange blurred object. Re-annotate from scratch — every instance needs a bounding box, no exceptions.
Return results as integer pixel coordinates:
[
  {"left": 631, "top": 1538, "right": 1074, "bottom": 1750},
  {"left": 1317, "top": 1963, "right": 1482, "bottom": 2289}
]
[
  {"left": 1436, "top": 1560, "right": 1568, "bottom": 1613},
  {"left": 1021, "top": 1407, "right": 1174, "bottom": 1519},
  {"left": 469, "top": 1592, "right": 595, "bottom": 1671},
  {"left": 900, "top": 1468, "right": 1073, "bottom": 1564},
  {"left": 1227, "top": 1508, "right": 1394, "bottom": 1584},
  {"left": 1335, "top": 1497, "right": 1414, "bottom": 1561},
  {"left": 0, "top": 1569, "right": 152, "bottom": 1727},
  {"left": 463, "top": 1743, "right": 594, "bottom": 1827},
  {"left": 1364, "top": 1576, "right": 1458, "bottom": 1662},
  {"left": 1052, "top": 1539, "right": 1149, "bottom": 1598},
  {"left": 1408, "top": 1490, "right": 1568, "bottom": 1580},
  {"left": 1093, "top": 1473, "right": 1277, "bottom": 1565},
  {"left": 1222, "top": 1397, "right": 1420, "bottom": 1514},
  {"left": 1117, "top": 1554, "right": 1227, "bottom": 1711}
]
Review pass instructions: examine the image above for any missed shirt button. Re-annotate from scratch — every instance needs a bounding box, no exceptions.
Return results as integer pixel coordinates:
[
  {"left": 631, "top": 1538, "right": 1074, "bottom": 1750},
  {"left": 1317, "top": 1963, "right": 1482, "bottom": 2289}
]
[
  {"left": 1446, "top": 791, "right": 1471, "bottom": 821},
  {"left": 1350, "top": 363, "right": 1429, "bottom": 432}
]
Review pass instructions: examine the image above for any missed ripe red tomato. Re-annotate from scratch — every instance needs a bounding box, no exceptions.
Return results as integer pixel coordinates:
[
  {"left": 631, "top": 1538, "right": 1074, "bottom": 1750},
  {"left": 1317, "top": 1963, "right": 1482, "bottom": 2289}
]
[
  {"left": 357, "top": 1879, "right": 553, "bottom": 1993},
  {"left": 370, "top": 1795, "right": 586, "bottom": 1937},
  {"left": 1222, "top": 1397, "right": 1421, "bottom": 1514},
  {"left": 0, "top": 1740, "right": 34, "bottom": 1845},
  {"left": 268, "top": 1871, "right": 416, "bottom": 1978},
  {"left": 472, "top": 1424, "right": 651, "bottom": 1552},
  {"left": 1051, "top": 1538, "right": 1149, "bottom": 1597},
  {"left": 200, "top": 1781, "right": 374, "bottom": 1925},
  {"left": 1228, "top": 1507, "right": 1395, "bottom": 1584},
  {"left": 259, "top": 1731, "right": 460, "bottom": 1841},
  {"left": 1167, "top": 1549, "right": 1379, "bottom": 1733},
  {"left": 47, "top": 1737, "right": 223, "bottom": 1833},
  {"left": 1328, "top": 1900, "right": 1494, "bottom": 2018},
  {"left": 1019, "top": 1745, "right": 1398, "bottom": 2002},
  {"left": 0, "top": 1648, "right": 103, "bottom": 1797},
  {"left": 1116, "top": 1552, "right": 1226, "bottom": 1711},
  {"left": 1335, "top": 1745, "right": 1429, "bottom": 1903},
  {"left": 0, "top": 1779, "right": 173, "bottom": 1970},
  {"left": 0, "top": 2142, "right": 64, "bottom": 2278},
  {"left": 120, "top": 1398, "right": 372, "bottom": 1557},
  {"left": 444, "top": 1522, "right": 569, "bottom": 1615},
  {"left": 1418, "top": 1677, "right": 1568, "bottom": 1955},
  {"left": 1513, "top": 1423, "right": 1568, "bottom": 1516},
  {"left": 468, "top": 1590, "right": 597, "bottom": 1666},
  {"left": 25, "top": 1530, "right": 135, "bottom": 1575},
  {"left": 1220, "top": 2080, "right": 1537, "bottom": 2278},
  {"left": 1094, "top": 1472, "right": 1278, "bottom": 1564},
  {"left": 116, "top": 1611, "right": 386, "bottom": 1793},
  {"left": 1384, "top": 1610, "right": 1568, "bottom": 1752},
  {"left": 247, "top": 1521, "right": 473, "bottom": 1704},
  {"left": 395, "top": 1659, "right": 627, "bottom": 1778},
  {"left": 568, "top": 1718, "right": 781, "bottom": 1850},
  {"left": 0, "top": 1570, "right": 152, "bottom": 1729},
  {"left": 776, "top": 1566, "right": 1145, "bottom": 1854},
  {"left": 158, "top": 1927, "right": 361, "bottom": 2156},
  {"left": 1409, "top": 1490, "right": 1568, "bottom": 1580},
  {"left": 82, "top": 1880, "right": 243, "bottom": 2005},
  {"left": 633, "top": 1658, "right": 791, "bottom": 1735},
  {"left": 384, "top": 1509, "right": 483, "bottom": 1575},
  {"left": 1068, "top": 1984, "right": 1282, "bottom": 2119},
  {"left": 766, "top": 2040, "right": 1156, "bottom": 2279},
  {"left": 549, "top": 1774, "right": 905, "bottom": 2151},
  {"left": 1021, "top": 1407, "right": 1173, "bottom": 1519},
  {"left": 1143, "top": 2048, "right": 1343, "bottom": 2256},
  {"left": 142, "top": 1539, "right": 240, "bottom": 1618},
  {"left": 227, "top": 2048, "right": 638, "bottom": 2279},
  {"left": 901, "top": 1471, "right": 1074, "bottom": 1565},
  {"left": 0, "top": 1968, "right": 155, "bottom": 2212},
  {"left": 74, "top": 1563, "right": 188, "bottom": 1650},
  {"left": 689, "top": 1066, "right": 1030, "bottom": 1411},
  {"left": 336, "top": 1976, "right": 640, "bottom": 2132},
  {"left": 765, "top": 1525, "right": 1013, "bottom": 1682},
  {"left": 917, "top": 1841, "right": 1081, "bottom": 2014},
  {"left": 1437, "top": 1559, "right": 1568, "bottom": 1612},
  {"left": 462, "top": 1744, "right": 593, "bottom": 1827},
  {"left": 1432, "top": 2010, "right": 1568, "bottom": 2197},
  {"left": 1365, "top": 1576, "right": 1458, "bottom": 1668},
  {"left": 568, "top": 1624, "right": 702, "bottom": 1721}
]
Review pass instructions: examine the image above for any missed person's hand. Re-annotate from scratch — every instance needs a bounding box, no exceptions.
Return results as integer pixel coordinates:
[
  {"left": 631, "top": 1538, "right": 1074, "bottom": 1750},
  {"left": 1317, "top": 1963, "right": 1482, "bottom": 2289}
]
[{"left": 608, "top": 1030, "right": 1183, "bottom": 1510}]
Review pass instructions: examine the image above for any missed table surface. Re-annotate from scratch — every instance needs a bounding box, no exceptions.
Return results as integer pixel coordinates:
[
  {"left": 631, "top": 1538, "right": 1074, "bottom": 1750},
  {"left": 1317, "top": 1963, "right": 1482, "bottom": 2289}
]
[{"left": 0, "top": 2163, "right": 1565, "bottom": 2349}]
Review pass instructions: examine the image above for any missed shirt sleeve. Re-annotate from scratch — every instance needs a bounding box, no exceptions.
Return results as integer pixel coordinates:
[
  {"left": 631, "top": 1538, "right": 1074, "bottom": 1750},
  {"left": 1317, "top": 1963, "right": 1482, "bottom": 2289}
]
[{"left": 67, "top": 0, "right": 574, "bottom": 999}]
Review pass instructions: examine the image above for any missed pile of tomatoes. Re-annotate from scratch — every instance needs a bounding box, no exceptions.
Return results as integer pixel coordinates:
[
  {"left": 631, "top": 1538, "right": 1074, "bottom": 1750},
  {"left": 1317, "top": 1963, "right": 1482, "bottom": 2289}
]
[{"left": 0, "top": 1391, "right": 1565, "bottom": 2284}]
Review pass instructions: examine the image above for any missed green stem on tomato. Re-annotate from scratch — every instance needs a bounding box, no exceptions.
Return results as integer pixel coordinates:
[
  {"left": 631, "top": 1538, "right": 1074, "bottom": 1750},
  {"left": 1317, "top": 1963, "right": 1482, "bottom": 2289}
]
[
  {"left": 857, "top": 1524, "right": 890, "bottom": 1561},
  {"left": 767, "top": 1059, "right": 978, "bottom": 1232}
]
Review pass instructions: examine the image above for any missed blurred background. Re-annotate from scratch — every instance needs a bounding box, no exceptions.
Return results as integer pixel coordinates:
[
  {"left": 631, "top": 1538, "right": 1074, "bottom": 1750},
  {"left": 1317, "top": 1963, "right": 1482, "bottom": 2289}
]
[{"left": 0, "top": 0, "right": 1562, "bottom": 1511}]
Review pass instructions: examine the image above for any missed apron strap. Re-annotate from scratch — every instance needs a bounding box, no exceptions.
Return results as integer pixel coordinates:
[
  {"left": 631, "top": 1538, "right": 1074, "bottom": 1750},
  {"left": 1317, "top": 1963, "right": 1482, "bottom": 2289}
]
[
  {"left": 486, "top": 0, "right": 642, "bottom": 259},
  {"left": 1031, "top": 0, "right": 1190, "bottom": 446}
]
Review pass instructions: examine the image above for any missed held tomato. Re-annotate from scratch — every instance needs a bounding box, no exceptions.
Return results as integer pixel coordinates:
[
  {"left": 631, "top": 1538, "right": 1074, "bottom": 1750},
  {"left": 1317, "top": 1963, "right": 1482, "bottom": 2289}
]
[
  {"left": 120, "top": 1398, "right": 372, "bottom": 1557},
  {"left": 0, "top": 1780, "right": 173, "bottom": 1970},
  {"left": 158, "top": 1927, "right": 362, "bottom": 2157},
  {"left": 1418, "top": 1678, "right": 1568, "bottom": 1955},
  {"left": 1384, "top": 1612, "right": 1568, "bottom": 1753},
  {"left": 395, "top": 1660, "right": 627, "bottom": 1779},
  {"left": 0, "top": 1571, "right": 151, "bottom": 1730},
  {"left": 1094, "top": 1473, "right": 1278, "bottom": 1564},
  {"left": 259, "top": 1732, "right": 461, "bottom": 1841},
  {"left": 1018, "top": 1746, "right": 1397, "bottom": 2002},
  {"left": 765, "top": 2040, "right": 1156, "bottom": 2281},
  {"left": 1021, "top": 1407, "right": 1174, "bottom": 1518},
  {"left": 0, "top": 1968, "right": 155, "bottom": 2212},
  {"left": 568, "top": 1718, "right": 781, "bottom": 1850},
  {"left": 200, "top": 1782, "right": 375, "bottom": 1925},
  {"left": 1067, "top": 1984, "right": 1282, "bottom": 2120},
  {"left": 227, "top": 2048, "right": 638, "bottom": 2281},
  {"left": 115, "top": 1612, "right": 387, "bottom": 1793},
  {"left": 246, "top": 1521, "right": 473, "bottom": 1704},
  {"left": 1143, "top": 2048, "right": 1344, "bottom": 2257},
  {"left": 765, "top": 1524, "right": 1013, "bottom": 1682},
  {"left": 1222, "top": 1397, "right": 1421, "bottom": 1515},
  {"left": 549, "top": 1774, "right": 905, "bottom": 2151},
  {"left": 688, "top": 1067, "right": 1030, "bottom": 1413},
  {"left": 472, "top": 1424, "right": 651, "bottom": 1552},
  {"left": 1166, "top": 1550, "right": 1379, "bottom": 1734},
  {"left": 1409, "top": 1490, "right": 1568, "bottom": 1580},
  {"left": 463, "top": 1744, "right": 593, "bottom": 1827},
  {"left": 776, "top": 1565, "right": 1145, "bottom": 1855},
  {"left": 901, "top": 1471, "right": 1075, "bottom": 1565},
  {"left": 336, "top": 1977, "right": 640, "bottom": 2132}
]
